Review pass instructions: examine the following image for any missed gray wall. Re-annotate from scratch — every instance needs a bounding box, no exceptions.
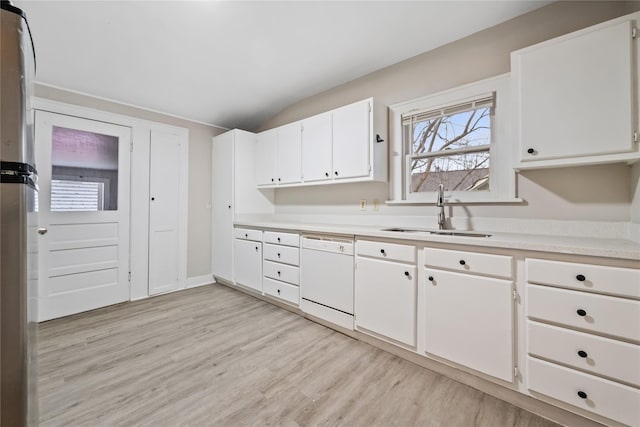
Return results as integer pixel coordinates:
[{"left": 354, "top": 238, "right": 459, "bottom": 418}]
[
  {"left": 258, "top": 1, "right": 640, "bottom": 225},
  {"left": 35, "top": 84, "right": 226, "bottom": 278}
]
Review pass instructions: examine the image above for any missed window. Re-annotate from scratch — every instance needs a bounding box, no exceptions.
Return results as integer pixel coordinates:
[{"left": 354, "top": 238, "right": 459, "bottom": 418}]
[
  {"left": 389, "top": 74, "right": 515, "bottom": 203},
  {"left": 50, "top": 179, "right": 106, "bottom": 212}
]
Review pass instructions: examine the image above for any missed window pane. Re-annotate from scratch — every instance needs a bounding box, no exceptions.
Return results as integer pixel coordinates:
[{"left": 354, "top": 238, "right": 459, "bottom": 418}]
[
  {"left": 410, "top": 151, "right": 490, "bottom": 193},
  {"left": 50, "top": 126, "right": 118, "bottom": 211},
  {"left": 408, "top": 107, "right": 491, "bottom": 156}
]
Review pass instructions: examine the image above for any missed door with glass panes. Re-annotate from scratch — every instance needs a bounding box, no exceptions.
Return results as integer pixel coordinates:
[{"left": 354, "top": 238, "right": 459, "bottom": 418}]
[{"left": 35, "top": 111, "right": 131, "bottom": 321}]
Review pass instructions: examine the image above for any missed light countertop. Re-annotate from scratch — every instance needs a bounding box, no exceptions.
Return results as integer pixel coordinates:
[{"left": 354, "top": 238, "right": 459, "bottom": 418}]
[{"left": 234, "top": 219, "right": 640, "bottom": 261}]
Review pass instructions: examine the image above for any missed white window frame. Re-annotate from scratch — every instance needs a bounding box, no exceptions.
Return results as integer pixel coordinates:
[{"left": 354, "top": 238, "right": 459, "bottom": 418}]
[{"left": 388, "top": 74, "right": 517, "bottom": 204}]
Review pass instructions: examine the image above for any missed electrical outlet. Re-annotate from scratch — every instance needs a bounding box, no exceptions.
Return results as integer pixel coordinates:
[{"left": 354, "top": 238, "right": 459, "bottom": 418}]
[
  {"left": 360, "top": 199, "right": 367, "bottom": 210},
  {"left": 373, "top": 199, "right": 380, "bottom": 211}
]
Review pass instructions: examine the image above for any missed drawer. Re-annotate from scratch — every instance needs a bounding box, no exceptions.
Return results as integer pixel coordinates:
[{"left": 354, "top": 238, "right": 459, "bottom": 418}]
[
  {"left": 263, "top": 244, "right": 299, "bottom": 266},
  {"left": 526, "top": 258, "right": 640, "bottom": 299},
  {"left": 263, "top": 277, "right": 299, "bottom": 305},
  {"left": 528, "top": 357, "right": 640, "bottom": 427},
  {"left": 234, "top": 227, "right": 262, "bottom": 242},
  {"left": 264, "top": 261, "right": 299, "bottom": 286},
  {"left": 527, "top": 284, "right": 640, "bottom": 342},
  {"left": 528, "top": 321, "right": 640, "bottom": 386},
  {"left": 264, "top": 231, "right": 299, "bottom": 247},
  {"left": 356, "top": 239, "right": 416, "bottom": 264},
  {"left": 425, "top": 248, "right": 512, "bottom": 279}
]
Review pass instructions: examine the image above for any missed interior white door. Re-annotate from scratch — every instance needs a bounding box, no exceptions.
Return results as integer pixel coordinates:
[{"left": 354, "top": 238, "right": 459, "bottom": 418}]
[
  {"left": 148, "top": 130, "right": 186, "bottom": 295},
  {"left": 212, "top": 131, "right": 234, "bottom": 282},
  {"left": 35, "top": 110, "right": 131, "bottom": 321}
]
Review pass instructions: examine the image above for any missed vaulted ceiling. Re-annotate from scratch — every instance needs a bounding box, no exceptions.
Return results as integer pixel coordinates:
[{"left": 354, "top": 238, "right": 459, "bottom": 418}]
[{"left": 16, "top": 1, "right": 550, "bottom": 131}]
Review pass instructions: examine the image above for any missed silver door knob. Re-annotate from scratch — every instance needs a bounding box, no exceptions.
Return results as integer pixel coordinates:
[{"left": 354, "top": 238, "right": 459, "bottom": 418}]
[{"left": 37, "top": 228, "right": 48, "bottom": 235}]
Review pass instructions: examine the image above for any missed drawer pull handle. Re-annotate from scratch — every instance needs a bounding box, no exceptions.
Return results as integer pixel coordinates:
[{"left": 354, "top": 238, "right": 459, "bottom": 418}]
[
  {"left": 428, "top": 276, "right": 434, "bottom": 282},
  {"left": 380, "top": 249, "right": 386, "bottom": 255},
  {"left": 277, "top": 237, "right": 281, "bottom": 242},
  {"left": 277, "top": 289, "right": 281, "bottom": 295},
  {"left": 404, "top": 271, "right": 410, "bottom": 277},
  {"left": 527, "top": 148, "right": 535, "bottom": 154},
  {"left": 245, "top": 233, "right": 248, "bottom": 238},
  {"left": 576, "top": 309, "right": 587, "bottom": 317},
  {"left": 577, "top": 350, "right": 588, "bottom": 358},
  {"left": 277, "top": 253, "right": 281, "bottom": 258},
  {"left": 577, "top": 391, "right": 588, "bottom": 399},
  {"left": 576, "top": 274, "right": 586, "bottom": 282},
  {"left": 277, "top": 271, "right": 281, "bottom": 276},
  {"left": 459, "top": 260, "right": 466, "bottom": 266}
]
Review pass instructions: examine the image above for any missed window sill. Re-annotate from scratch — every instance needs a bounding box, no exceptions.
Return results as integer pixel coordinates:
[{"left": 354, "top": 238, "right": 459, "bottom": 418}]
[{"left": 385, "top": 198, "right": 524, "bottom": 206}]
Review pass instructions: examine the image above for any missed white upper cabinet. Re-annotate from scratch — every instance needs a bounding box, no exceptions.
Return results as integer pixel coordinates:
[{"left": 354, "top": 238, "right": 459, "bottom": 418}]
[
  {"left": 301, "top": 111, "right": 332, "bottom": 182},
  {"left": 276, "top": 122, "right": 302, "bottom": 184},
  {"left": 256, "top": 129, "right": 278, "bottom": 186},
  {"left": 256, "top": 98, "right": 387, "bottom": 188},
  {"left": 332, "top": 99, "right": 371, "bottom": 180},
  {"left": 513, "top": 15, "right": 639, "bottom": 168}
]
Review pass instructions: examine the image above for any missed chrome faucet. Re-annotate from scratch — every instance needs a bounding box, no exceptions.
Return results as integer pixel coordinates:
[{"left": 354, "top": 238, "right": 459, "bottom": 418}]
[{"left": 437, "top": 183, "right": 447, "bottom": 230}]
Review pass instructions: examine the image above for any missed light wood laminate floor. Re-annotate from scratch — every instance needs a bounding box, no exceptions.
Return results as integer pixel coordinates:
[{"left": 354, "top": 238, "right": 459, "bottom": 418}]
[{"left": 38, "top": 284, "right": 560, "bottom": 427}]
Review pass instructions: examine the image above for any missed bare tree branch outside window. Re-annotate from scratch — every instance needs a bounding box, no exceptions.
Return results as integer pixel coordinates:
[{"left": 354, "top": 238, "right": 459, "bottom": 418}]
[{"left": 407, "top": 107, "right": 492, "bottom": 193}]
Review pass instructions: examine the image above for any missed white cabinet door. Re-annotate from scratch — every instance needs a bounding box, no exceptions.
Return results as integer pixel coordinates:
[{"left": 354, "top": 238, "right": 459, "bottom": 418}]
[
  {"left": 256, "top": 129, "right": 278, "bottom": 186},
  {"left": 332, "top": 99, "right": 371, "bottom": 180},
  {"left": 233, "top": 239, "right": 262, "bottom": 292},
  {"left": 515, "top": 20, "right": 634, "bottom": 162},
  {"left": 301, "top": 112, "right": 332, "bottom": 182},
  {"left": 212, "top": 131, "right": 234, "bottom": 282},
  {"left": 424, "top": 269, "right": 513, "bottom": 382},
  {"left": 355, "top": 256, "right": 417, "bottom": 347},
  {"left": 277, "top": 122, "right": 302, "bottom": 184}
]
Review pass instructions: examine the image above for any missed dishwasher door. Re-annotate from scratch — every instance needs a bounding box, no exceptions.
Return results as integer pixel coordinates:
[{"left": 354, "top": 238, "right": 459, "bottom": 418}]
[{"left": 301, "top": 236, "right": 354, "bottom": 315}]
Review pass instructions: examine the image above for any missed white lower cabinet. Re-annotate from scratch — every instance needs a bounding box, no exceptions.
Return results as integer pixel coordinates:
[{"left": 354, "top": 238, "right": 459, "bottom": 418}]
[
  {"left": 525, "top": 257, "right": 640, "bottom": 426},
  {"left": 233, "top": 231, "right": 262, "bottom": 292},
  {"left": 424, "top": 269, "right": 514, "bottom": 382},
  {"left": 355, "top": 241, "right": 417, "bottom": 347}
]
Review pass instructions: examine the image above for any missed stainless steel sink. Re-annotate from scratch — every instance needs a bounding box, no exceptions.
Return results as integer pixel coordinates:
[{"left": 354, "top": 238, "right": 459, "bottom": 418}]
[{"left": 381, "top": 228, "right": 491, "bottom": 238}]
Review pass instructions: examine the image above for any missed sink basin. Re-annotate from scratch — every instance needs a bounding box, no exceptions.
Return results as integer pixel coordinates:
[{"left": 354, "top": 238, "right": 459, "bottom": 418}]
[{"left": 381, "top": 228, "right": 491, "bottom": 238}]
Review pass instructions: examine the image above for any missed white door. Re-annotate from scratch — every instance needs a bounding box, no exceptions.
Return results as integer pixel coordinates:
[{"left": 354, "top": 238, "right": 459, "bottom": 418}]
[
  {"left": 35, "top": 111, "right": 131, "bottom": 321},
  {"left": 277, "top": 122, "right": 302, "bottom": 184},
  {"left": 332, "top": 100, "right": 370, "bottom": 180},
  {"left": 212, "top": 131, "right": 234, "bottom": 282},
  {"left": 148, "top": 130, "right": 185, "bottom": 295},
  {"left": 354, "top": 256, "right": 417, "bottom": 346},
  {"left": 255, "top": 129, "right": 277, "bottom": 186},
  {"left": 301, "top": 112, "right": 332, "bottom": 183},
  {"left": 233, "top": 238, "right": 262, "bottom": 291}
]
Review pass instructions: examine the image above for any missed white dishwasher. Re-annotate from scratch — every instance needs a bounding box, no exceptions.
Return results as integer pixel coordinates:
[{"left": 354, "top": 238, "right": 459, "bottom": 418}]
[{"left": 300, "top": 235, "right": 355, "bottom": 330}]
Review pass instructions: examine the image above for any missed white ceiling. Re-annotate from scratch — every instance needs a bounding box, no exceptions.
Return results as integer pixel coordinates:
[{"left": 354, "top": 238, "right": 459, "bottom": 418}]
[{"left": 17, "top": 1, "right": 550, "bottom": 131}]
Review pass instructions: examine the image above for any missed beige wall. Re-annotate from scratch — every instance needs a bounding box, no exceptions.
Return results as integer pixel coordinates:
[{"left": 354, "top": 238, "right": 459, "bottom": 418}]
[
  {"left": 35, "top": 84, "right": 226, "bottom": 277},
  {"left": 259, "top": 1, "right": 638, "bottom": 225}
]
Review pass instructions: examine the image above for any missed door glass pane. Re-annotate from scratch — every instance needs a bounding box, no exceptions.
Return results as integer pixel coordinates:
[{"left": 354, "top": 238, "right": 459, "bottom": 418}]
[{"left": 50, "top": 126, "right": 118, "bottom": 211}]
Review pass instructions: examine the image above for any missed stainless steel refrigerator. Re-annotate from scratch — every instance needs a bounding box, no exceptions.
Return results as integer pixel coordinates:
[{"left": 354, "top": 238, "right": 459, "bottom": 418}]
[{"left": 1, "top": 1, "right": 38, "bottom": 426}]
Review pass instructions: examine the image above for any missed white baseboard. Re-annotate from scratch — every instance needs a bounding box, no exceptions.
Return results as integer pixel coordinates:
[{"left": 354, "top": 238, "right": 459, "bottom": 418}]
[{"left": 186, "top": 274, "right": 215, "bottom": 289}]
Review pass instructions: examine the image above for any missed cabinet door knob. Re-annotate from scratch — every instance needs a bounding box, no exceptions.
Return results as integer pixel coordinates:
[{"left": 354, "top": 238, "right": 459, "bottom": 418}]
[
  {"left": 37, "top": 228, "right": 48, "bottom": 235},
  {"left": 151, "top": 197, "right": 155, "bottom": 201},
  {"left": 277, "top": 271, "right": 281, "bottom": 276},
  {"left": 577, "top": 350, "right": 588, "bottom": 358},
  {"left": 527, "top": 148, "right": 535, "bottom": 154},
  {"left": 576, "top": 274, "right": 586, "bottom": 282},
  {"left": 271, "top": 178, "right": 274, "bottom": 182},
  {"left": 228, "top": 205, "right": 231, "bottom": 209},
  {"left": 334, "top": 171, "right": 339, "bottom": 176},
  {"left": 459, "top": 260, "right": 466, "bottom": 265},
  {"left": 277, "top": 253, "right": 281, "bottom": 258},
  {"left": 428, "top": 276, "right": 434, "bottom": 282},
  {"left": 577, "top": 309, "right": 587, "bottom": 317},
  {"left": 277, "top": 237, "right": 281, "bottom": 242},
  {"left": 277, "top": 289, "right": 281, "bottom": 295},
  {"left": 245, "top": 233, "right": 248, "bottom": 238},
  {"left": 404, "top": 271, "right": 410, "bottom": 277},
  {"left": 255, "top": 246, "right": 258, "bottom": 251},
  {"left": 278, "top": 178, "right": 281, "bottom": 182},
  {"left": 577, "top": 391, "right": 588, "bottom": 399},
  {"left": 325, "top": 172, "right": 329, "bottom": 177}
]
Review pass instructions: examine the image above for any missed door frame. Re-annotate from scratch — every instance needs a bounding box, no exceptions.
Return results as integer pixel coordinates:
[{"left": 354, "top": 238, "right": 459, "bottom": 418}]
[{"left": 32, "top": 97, "right": 189, "bottom": 304}]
